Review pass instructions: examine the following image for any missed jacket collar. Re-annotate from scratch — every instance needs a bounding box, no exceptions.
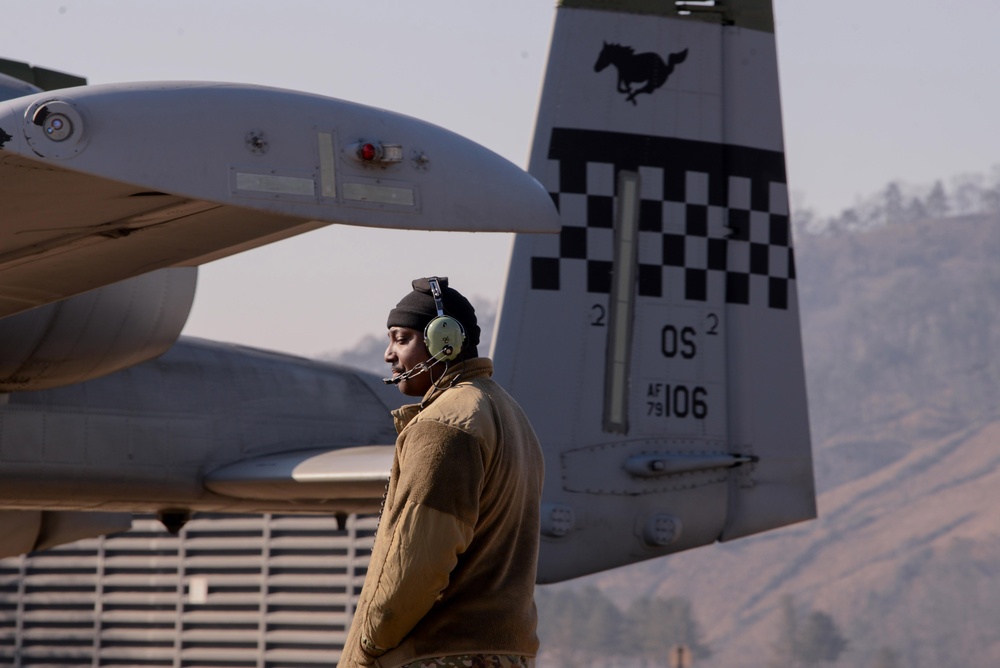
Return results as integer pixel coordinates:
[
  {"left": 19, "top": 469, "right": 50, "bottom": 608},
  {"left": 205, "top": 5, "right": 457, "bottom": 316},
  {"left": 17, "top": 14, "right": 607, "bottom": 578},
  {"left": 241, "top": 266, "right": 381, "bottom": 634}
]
[{"left": 391, "top": 357, "right": 493, "bottom": 433}]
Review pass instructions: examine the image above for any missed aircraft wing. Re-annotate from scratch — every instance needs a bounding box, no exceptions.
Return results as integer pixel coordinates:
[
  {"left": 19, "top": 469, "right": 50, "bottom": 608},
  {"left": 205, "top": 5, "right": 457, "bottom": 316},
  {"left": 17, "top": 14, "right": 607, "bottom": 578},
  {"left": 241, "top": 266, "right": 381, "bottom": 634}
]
[
  {"left": 0, "top": 82, "right": 559, "bottom": 318},
  {"left": 204, "top": 445, "right": 395, "bottom": 502}
]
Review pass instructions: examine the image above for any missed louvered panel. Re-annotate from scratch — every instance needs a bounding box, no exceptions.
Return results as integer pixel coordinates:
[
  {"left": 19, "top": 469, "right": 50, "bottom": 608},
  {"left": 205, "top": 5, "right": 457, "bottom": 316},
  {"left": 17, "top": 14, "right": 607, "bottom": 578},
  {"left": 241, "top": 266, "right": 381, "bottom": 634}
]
[
  {"left": 102, "top": 559, "right": 179, "bottom": 577},
  {"left": 177, "top": 647, "right": 259, "bottom": 667},
  {"left": 16, "top": 540, "right": 98, "bottom": 663},
  {"left": 265, "top": 630, "right": 341, "bottom": 649},
  {"left": 268, "top": 554, "right": 351, "bottom": 570},
  {"left": 101, "top": 575, "right": 179, "bottom": 589},
  {"left": 181, "top": 598, "right": 259, "bottom": 613},
  {"left": 263, "top": 648, "right": 340, "bottom": 668},
  {"left": 0, "top": 512, "right": 380, "bottom": 665},
  {"left": 102, "top": 593, "right": 177, "bottom": 604},
  {"left": 18, "top": 651, "right": 93, "bottom": 662},
  {"left": 265, "top": 592, "right": 346, "bottom": 606},
  {"left": 181, "top": 611, "right": 260, "bottom": 625},
  {"left": 0, "top": 558, "right": 21, "bottom": 654},
  {"left": 181, "top": 626, "right": 259, "bottom": 640},
  {"left": 23, "top": 557, "right": 98, "bottom": 575},
  {"left": 20, "top": 624, "right": 93, "bottom": 639},
  {"left": 90, "top": 647, "right": 175, "bottom": 662},
  {"left": 266, "top": 573, "right": 348, "bottom": 588},
  {"left": 183, "top": 561, "right": 261, "bottom": 576}
]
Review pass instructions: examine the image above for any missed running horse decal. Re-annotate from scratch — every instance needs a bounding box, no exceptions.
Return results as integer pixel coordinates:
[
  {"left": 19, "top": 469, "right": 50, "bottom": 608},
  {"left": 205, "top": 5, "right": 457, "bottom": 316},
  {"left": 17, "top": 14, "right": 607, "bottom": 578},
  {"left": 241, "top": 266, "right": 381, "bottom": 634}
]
[{"left": 594, "top": 42, "right": 689, "bottom": 105}]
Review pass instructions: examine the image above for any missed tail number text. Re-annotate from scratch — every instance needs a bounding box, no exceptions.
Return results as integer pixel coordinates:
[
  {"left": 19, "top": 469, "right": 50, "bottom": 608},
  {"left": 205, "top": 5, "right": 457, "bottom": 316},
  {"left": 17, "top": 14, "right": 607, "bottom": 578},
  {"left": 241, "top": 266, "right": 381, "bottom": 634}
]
[{"left": 646, "top": 383, "right": 708, "bottom": 419}]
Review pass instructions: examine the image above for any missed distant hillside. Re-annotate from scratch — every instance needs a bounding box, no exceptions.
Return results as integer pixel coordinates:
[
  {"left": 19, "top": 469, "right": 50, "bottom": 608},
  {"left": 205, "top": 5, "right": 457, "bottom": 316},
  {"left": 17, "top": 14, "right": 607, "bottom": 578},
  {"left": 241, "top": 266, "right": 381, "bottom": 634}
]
[
  {"left": 800, "top": 213, "right": 1000, "bottom": 459},
  {"left": 540, "top": 214, "right": 1000, "bottom": 668}
]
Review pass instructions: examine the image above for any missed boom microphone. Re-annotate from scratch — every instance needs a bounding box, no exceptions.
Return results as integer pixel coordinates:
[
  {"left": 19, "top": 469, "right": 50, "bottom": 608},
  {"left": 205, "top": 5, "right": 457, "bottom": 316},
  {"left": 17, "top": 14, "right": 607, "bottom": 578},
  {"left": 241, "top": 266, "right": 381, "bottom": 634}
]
[
  {"left": 382, "top": 362, "right": 428, "bottom": 385},
  {"left": 382, "top": 346, "right": 454, "bottom": 385}
]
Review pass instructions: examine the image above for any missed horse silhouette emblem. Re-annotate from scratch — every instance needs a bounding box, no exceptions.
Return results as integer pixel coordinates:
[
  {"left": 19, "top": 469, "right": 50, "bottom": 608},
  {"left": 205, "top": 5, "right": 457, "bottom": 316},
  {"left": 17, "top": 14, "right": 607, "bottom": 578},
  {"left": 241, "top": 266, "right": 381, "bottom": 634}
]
[{"left": 594, "top": 42, "right": 689, "bottom": 105}]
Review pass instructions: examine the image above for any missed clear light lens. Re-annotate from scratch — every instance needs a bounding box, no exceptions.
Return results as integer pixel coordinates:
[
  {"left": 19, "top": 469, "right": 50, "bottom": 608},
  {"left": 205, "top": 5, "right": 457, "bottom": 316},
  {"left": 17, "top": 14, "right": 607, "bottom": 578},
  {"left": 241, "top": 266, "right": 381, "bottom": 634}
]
[{"left": 43, "top": 113, "right": 73, "bottom": 141}]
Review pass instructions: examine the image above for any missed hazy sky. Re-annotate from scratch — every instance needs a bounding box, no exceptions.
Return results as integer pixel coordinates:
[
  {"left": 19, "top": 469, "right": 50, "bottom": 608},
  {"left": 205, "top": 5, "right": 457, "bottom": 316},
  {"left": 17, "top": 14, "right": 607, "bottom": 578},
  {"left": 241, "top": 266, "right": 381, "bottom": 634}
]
[{"left": 3, "top": 1, "right": 997, "bottom": 357}]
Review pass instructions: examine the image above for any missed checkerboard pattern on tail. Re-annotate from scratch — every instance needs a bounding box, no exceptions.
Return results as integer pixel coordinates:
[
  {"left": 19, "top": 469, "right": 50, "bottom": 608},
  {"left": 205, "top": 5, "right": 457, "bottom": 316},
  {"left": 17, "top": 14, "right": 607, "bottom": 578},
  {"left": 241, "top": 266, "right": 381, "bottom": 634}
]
[{"left": 530, "top": 128, "right": 796, "bottom": 311}]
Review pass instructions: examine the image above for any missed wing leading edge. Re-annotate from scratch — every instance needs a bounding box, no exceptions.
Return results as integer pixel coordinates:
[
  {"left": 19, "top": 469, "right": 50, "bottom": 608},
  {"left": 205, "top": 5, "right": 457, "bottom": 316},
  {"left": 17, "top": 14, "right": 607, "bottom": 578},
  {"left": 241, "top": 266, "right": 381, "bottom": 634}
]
[
  {"left": 204, "top": 445, "right": 394, "bottom": 506},
  {"left": 0, "top": 82, "right": 559, "bottom": 318}
]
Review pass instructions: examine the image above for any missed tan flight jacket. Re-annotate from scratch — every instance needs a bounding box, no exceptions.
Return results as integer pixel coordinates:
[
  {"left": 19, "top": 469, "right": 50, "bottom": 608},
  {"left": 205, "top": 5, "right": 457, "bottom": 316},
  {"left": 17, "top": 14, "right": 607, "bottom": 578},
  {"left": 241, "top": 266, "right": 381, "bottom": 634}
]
[{"left": 338, "top": 358, "right": 544, "bottom": 668}]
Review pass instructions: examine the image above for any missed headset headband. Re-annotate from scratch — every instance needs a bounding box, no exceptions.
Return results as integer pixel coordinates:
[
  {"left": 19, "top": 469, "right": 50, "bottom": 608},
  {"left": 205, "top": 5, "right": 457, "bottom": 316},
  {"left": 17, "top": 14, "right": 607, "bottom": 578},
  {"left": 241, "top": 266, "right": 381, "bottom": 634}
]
[{"left": 428, "top": 277, "right": 446, "bottom": 317}]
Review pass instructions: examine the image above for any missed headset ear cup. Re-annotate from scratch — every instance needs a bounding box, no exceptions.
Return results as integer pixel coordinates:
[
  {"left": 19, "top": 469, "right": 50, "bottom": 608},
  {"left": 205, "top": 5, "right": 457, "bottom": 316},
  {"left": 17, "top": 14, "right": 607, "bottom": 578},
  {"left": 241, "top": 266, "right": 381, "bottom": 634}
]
[{"left": 424, "top": 316, "right": 465, "bottom": 361}]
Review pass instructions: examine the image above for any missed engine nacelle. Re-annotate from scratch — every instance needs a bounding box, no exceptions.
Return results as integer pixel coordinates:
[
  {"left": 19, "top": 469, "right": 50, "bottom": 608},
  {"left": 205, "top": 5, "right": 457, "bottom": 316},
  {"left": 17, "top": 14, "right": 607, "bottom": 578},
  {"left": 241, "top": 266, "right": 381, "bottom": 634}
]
[
  {"left": 0, "top": 509, "right": 132, "bottom": 558},
  {"left": 0, "top": 268, "right": 196, "bottom": 391}
]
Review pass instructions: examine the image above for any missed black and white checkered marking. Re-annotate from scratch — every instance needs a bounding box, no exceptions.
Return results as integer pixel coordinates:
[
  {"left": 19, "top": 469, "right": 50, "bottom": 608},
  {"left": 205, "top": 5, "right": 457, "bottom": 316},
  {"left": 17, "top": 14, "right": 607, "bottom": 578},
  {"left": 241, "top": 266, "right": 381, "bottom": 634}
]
[{"left": 530, "top": 129, "right": 795, "bottom": 310}]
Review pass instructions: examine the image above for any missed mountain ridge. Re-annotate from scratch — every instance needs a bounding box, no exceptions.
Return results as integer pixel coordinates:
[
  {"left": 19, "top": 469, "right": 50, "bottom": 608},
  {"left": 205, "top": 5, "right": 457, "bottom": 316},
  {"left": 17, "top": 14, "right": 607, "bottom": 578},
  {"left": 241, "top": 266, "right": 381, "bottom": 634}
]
[{"left": 539, "top": 213, "right": 1000, "bottom": 667}]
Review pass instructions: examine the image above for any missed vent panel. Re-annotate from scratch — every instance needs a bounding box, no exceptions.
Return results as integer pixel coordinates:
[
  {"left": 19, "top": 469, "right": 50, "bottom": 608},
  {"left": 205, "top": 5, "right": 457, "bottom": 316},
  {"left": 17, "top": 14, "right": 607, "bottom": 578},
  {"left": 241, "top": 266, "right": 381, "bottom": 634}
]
[{"left": 0, "top": 513, "right": 376, "bottom": 666}]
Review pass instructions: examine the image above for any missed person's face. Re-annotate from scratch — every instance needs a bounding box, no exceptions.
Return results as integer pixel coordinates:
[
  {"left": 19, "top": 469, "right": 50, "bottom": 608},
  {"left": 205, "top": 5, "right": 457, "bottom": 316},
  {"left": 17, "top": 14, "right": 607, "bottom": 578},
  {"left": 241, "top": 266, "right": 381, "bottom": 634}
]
[{"left": 385, "top": 326, "right": 435, "bottom": 396}]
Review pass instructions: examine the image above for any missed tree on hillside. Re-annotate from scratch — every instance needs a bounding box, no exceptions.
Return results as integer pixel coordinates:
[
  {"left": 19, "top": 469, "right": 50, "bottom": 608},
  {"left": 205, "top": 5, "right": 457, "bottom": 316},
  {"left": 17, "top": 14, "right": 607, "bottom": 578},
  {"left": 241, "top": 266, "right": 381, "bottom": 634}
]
[
  {"left": 832, "top": 207, "right": 861, "bottom": 233},
  {"left": 796, "top": 611, "right": 848, "bottom": 666},
  {"left": 950, "top": 173, "right": 985, "bottom": 215},
  {"left": 768, "top": 595, "right": 799, "bottom": 668},
  {"left": 536, "top": 589, "right": 712, "bottom": 666},
  {"left": 871, "top": 646, "right": 901, "bottom": 668},
  {"left": 624, "top": 596, "right": 711, "bottom": 665},
  {"left": 535, "top": 587, "right": 623, "bottom": 665},
  {"left": 982, "top": 185, "right": 1000, "bottom": 213},
  {"left": 905, "top": 196, "right": 927, "bottom": 223},
  {"left": 795, "top": 165, "right": 1000, "bottom": 237},
  {"left": 576, "top": 588, "right": 624, "bottom": 655},
  {"left": 791, "top": 206, "right": 821, "bottom": 237},
  {"left": 984, "top": 164, "right": 1000, "bottom": 213},
  {"left": 925, "top": 180, "right": 949, "bottom": 219},
  {"left": 883, "top": 182, "right": 905, "bottom": 226},
  {"left": 769, "top": 595, "right": 848, "bottom": 667}
]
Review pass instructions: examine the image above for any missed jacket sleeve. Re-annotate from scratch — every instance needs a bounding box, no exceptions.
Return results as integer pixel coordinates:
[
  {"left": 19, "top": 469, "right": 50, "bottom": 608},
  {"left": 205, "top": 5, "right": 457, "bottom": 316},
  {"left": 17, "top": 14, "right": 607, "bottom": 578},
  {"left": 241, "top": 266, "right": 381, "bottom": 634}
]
[{"left": 359, "top": 420, "right": 484, "bottom": 655}]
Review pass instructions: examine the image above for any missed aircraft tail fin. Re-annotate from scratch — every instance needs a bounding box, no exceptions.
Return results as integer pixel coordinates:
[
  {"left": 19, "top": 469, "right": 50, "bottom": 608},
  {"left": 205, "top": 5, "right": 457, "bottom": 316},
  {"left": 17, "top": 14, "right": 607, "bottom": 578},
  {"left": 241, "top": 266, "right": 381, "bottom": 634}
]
[
  {"left": 493, "top": 0, "right": 815, "bottom": 582},
  {"left": 0, "top": 57, "right": 87, "bottom": 91}
]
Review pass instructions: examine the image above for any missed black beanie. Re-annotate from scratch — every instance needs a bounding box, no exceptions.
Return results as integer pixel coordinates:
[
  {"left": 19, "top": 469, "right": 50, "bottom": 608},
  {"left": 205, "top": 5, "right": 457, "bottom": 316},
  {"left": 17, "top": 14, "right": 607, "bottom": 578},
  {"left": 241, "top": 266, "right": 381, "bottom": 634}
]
[{"left": 387, "top": 277, "right": 481, "bottom": 349}]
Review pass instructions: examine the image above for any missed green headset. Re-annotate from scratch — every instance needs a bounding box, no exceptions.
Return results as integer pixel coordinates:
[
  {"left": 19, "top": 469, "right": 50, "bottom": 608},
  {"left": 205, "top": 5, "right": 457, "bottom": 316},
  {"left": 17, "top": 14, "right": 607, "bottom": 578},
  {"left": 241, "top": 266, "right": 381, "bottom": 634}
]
[{"left": 424, "top": 277, "right": 466, "bottom": 362}]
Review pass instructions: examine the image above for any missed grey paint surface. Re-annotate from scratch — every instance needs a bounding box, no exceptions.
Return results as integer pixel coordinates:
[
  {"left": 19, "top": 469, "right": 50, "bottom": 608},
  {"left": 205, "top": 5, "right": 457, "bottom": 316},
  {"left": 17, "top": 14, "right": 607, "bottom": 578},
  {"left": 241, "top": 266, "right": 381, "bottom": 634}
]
[
  {"left": 560, "top": 0, "right": 775, "bottom": 32},
  {"left": 0, "top": 58, "right": 86, "bottom": 92},
  {"left": 493, "top": 0, "right": 814, "bottom": 581},
  {"left": 0, "top": 268, "right": 196, "bottom": 391},
  {"left": 0, "top": 337, "right": 397, "bottom": 515},
  {"left": 0, "top": 509, "right": 131, "bottom": 557},
  {"left": 0, "top": 82, "right": 559, "bottom": 318}
]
